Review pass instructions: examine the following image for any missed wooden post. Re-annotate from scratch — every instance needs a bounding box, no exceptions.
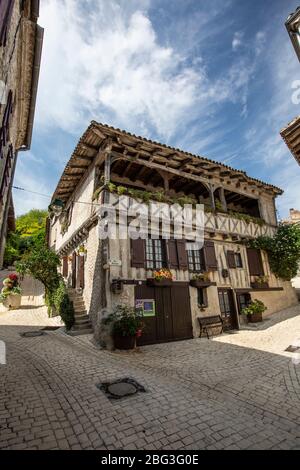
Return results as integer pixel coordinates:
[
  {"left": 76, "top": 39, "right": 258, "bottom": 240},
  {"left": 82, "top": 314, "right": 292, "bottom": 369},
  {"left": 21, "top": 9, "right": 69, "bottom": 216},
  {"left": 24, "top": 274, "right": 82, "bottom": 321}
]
[
  {"left": 219, "top": 187, "right": 227, "bottom": 212},
  {"left": 104, "top": 153, "right": 111, "bottom": 184},
  {"left": 209, "top": 184, "right": 216, "bottom": 211}
]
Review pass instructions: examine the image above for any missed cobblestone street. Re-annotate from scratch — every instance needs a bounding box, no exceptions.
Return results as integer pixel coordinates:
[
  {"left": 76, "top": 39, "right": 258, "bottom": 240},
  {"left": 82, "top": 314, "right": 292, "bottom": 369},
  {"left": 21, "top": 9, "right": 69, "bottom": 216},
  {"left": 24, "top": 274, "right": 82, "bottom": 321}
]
[{"left": 1, "top": 278, "right": 300, "bottom": 450}]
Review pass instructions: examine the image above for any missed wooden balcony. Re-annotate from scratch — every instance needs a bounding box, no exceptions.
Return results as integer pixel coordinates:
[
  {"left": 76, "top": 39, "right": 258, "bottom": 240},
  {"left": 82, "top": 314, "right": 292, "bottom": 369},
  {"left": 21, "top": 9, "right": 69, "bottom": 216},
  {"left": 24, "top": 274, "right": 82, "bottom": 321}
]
[
  {"left": 98, "top": 190, "right": 276, "bottom": 239},
  {"left": 204, "top": 212, "right": 276, "bottom": 238}
]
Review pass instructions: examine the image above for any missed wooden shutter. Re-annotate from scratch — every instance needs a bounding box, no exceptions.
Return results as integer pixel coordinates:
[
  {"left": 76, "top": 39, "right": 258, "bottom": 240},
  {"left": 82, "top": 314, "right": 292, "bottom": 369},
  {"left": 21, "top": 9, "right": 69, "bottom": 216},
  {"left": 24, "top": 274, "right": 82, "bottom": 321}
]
[
  {"left": 62, "top": 256, "right": 68, "bottom": 278},
  {"left": 78, "top": 255, "right": 85, "bottom": 289},
  {"left": 227, "top": 250, "right": 236, "bottom": 269},
  {"left": 71, "top": 253, "right": 77, "bottom": 288},
  {"left": 176, "top": 240, "right": 188, "bottom": 270},
  {"left": 167, "top": 239, "right": 179, "bottom": 269},
  {"left": 246, "top": 248, "right": 264, "bottom": 276},
  {"left": 131, "top": 238, "right": 145, "bottom": 268},
  {"left": 203, "top": 240, "right": 218, "bottom": 271}
]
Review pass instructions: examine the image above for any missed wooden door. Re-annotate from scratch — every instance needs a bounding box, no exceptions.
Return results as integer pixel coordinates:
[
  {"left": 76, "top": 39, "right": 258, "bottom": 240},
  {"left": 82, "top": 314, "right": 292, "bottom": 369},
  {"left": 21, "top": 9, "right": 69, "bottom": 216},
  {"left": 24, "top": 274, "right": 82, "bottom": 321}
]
[
  {"left": 136, "top": 283, "right": 193, "bottom": 346},
  {"left": 218, "top": 289, "right": 238, "bottom": 330},
  {"left": 78, "top": 255, "right": 85, "bottom": 289},
  {"left": 71, "top": 253, "right": 77, "bottom": 288}
]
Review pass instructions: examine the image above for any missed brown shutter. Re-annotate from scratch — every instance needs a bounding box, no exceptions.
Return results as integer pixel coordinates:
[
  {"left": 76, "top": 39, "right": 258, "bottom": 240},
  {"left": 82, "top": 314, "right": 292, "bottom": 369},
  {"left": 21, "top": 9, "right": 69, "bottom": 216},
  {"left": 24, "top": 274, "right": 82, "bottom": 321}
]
[
  {"left": 176, "top": 240, "right": 188, "bottom": 270},
  {"left": 71, "top": 253, "right": 77, "bottom": 288},
  {"left": 78, "top": 255, "right": 85, "bottom": 289},
  {"left": 131, "top": 238, "right": 145, "bottom": 268},
  {"left": 203, "top": 240, "right": 218, "bottom": 271},
  {"left": 246, "top": 248, "right": 264, "bottom": 276},
  {"left": 62, "top": 256, "right": 68, "bottom": 278},
  {"left": 227, "top": 250, "right": 236, "bottom": 269},
  {"left": 167, "top": 239, "right": 179, "bottom": 269}
]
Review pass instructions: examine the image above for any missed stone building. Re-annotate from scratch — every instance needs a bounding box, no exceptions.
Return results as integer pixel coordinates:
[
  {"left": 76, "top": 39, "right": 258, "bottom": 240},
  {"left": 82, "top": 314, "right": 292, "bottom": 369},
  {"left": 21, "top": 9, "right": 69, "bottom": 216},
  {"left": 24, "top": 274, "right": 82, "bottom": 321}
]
[
  {"left": 283, "top": 208, "right": 300, "bottom": 298},
  {"left": 280, "top": 116, "right": 300, "bottom": 166},
  {"left": 0, "top": 0, "right": 43, "bottom": 267},
  {"left": 48, "top": 122, "right": 298, "bottom": 343}
]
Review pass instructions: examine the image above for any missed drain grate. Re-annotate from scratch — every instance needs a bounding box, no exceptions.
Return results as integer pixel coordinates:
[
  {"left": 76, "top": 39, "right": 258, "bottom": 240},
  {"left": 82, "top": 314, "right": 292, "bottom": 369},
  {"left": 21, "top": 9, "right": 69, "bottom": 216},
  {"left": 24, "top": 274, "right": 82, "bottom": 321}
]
[
  {"left": 285, "top": 345, "right": 300, "bottom": 353},
  {"left": 20, "top": 331, "right": 47, "bottom": 338},
  {"left": 97, "top": 378, "right": 146, "bottom": 400}
]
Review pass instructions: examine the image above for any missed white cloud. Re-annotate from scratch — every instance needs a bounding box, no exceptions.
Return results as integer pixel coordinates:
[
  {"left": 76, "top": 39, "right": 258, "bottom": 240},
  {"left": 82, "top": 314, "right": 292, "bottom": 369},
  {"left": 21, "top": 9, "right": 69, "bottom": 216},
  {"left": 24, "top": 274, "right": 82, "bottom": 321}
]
[
  {"left": 232, "top": 31, "right": 243, "bottom": 51},
  {"left": 36, "top": 0, "right": 258, "bottom": 142},
  {"left": 37, "top": 0, "right": 204, "bottom": 139}
]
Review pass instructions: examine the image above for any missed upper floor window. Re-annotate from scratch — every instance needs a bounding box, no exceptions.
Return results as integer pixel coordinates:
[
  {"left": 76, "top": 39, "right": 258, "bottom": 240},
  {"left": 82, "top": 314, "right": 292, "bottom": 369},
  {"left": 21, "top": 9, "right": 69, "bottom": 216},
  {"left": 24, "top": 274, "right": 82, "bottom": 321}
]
[
  {"left": 145, "top": 238, "right": 167, "bottom": 270},
  {"left": 187, "top": 245, "right": 205, "bottom": 272},
  {"left": 235, "top": 253, "right": 243, "bottom": 268}
]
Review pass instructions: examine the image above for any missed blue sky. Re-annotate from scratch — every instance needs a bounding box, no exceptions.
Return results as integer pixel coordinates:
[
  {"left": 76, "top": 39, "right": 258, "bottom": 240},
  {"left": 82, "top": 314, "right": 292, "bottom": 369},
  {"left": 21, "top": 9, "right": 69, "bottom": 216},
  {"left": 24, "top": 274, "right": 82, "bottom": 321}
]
[{"left": 13, "top": 0, "right": 300, "bottom": 219}]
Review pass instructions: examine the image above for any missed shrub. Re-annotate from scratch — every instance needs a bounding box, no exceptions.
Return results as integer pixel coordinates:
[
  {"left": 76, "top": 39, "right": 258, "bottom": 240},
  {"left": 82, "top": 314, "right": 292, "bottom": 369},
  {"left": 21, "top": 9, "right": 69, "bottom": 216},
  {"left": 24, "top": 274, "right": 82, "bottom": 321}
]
[
  {"left": 103, "top": 305, "right": 144, "bottom": 337},
  {"left": 250, "top": 223, "right": 300, "bottom": 281},
  {"left": 48, "top": 279, "right": 75, "bottom": 330},
  {"left": 241, "top": 299, "right": 266, "bottom": 316}
]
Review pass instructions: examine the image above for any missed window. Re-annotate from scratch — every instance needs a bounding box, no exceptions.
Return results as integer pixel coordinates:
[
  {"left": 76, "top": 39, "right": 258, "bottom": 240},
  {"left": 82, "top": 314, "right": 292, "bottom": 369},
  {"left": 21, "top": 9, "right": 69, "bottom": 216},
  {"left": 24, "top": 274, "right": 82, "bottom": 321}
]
[
  {"left": 237, "top": 293, "right": 251, "bottom": 314},
  {"left": 145, "top": 238, "right": 167, "bottom": 270},
  {"left": 197, "top": 288, "right": 208, "bottom": 307},
  {"left": 235, "top": 253, "right": 243, "bottom": 268},
  {"left": 187, "top": 245, "right": 205, "bottom": 272}
]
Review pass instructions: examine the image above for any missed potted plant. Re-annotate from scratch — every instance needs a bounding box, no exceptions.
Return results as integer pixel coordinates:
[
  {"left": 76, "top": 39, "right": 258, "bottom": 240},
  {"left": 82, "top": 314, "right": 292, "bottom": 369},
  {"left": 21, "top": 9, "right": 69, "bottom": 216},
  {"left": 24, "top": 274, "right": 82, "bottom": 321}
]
[
  {"left": 147, "top": 268, "right": 173, "bottom": 287},
  {"left": 0, "top": 273, "right": 22, "bottom": 309},
  {"left": 103, "top": 305, "right": 145, "bottom": 350},
  {"left": 190, "top": 272, "right": 211, "bottom": 288},
  {"left": 241, "top": 299, "right": 267, "bottom": 323},
  {"left": 251, "top": 275, "right": 269, "bottom": 289}
]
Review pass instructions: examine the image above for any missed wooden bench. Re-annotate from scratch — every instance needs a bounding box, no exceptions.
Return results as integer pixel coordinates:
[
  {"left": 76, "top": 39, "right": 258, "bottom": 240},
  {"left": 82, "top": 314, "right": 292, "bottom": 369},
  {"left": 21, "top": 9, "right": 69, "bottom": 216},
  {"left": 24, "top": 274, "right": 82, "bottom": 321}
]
[{"left": 198, "top": 315, "right": 223, "bottom": 339}]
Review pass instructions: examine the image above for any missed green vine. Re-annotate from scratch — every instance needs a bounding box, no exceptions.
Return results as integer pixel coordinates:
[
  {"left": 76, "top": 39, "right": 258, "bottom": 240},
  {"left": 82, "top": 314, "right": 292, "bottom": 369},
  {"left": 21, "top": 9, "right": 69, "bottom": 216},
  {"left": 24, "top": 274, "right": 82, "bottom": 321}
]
[{"left": 249, "top": 223, "right": 300, "bottom": 281}]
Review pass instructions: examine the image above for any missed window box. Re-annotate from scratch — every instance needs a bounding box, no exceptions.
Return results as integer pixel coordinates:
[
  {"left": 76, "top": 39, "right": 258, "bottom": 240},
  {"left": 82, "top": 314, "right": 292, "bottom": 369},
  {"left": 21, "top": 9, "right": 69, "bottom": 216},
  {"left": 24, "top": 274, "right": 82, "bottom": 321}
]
[
  {"left": 190, "top": 280, "right": 214, "bottom": 288},
  {"left": 250, "top": 282, "right": 269, "bottom": 289},
  {"left": 147, "top": 278, "right": 173, "bottom": 287}
]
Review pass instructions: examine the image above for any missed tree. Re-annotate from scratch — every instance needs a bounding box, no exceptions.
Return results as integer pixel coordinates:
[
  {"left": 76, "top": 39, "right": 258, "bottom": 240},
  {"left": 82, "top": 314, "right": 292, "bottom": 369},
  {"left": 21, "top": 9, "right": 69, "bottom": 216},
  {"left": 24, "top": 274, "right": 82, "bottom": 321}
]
[
  {"left": 16, "top": 245, "right": 61, "bottom": 295},
  {"left": 3, "top": 209, "right": 48, "bottom": 266},
  {"left": 16, "top": 245, "right": 75, "bottom": 330}
]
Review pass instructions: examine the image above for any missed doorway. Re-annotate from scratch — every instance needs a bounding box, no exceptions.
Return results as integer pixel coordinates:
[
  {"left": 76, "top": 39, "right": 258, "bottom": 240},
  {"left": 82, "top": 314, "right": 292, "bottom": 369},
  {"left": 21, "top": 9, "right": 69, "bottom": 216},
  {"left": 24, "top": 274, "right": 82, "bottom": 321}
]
[
  {"left": 218, "top": 288, "right": 238, "bottom": 330},
  {"left": 135, "top": 283, "right": 193, "bottom": 345}
]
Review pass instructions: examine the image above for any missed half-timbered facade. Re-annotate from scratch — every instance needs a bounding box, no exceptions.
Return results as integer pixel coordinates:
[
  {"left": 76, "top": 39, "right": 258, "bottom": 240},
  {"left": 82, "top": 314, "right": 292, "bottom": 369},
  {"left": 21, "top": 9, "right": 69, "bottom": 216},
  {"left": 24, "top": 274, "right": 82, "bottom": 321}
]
[
  {"left": 48, "top": 122, "right": 298, "bottom": 343},
  {"left": 0, "top": 0, "right": 43, "bottom": 266}
]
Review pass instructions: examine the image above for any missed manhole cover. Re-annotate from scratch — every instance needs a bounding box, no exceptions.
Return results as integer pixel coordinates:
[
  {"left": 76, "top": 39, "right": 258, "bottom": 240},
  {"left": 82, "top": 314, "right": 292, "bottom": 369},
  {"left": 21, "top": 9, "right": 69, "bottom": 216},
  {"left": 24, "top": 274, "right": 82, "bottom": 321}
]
[
  {"left": 285, "top": 345, "right": 300, "bottom": 353},
  {"left": 20, "top": 331, "right": 47, "bottom": 338},
  {"left": 97, "top": 378, "right": 146, "bottom": 400},
  {"left": 108, "top": 382, "right": 137, "bottom": 397}
]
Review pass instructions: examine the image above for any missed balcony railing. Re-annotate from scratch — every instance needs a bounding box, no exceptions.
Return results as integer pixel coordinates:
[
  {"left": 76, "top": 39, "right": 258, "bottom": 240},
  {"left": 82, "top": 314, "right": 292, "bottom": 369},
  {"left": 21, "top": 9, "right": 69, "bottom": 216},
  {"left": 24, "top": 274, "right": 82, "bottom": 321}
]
[
  {"left": 205, "top": 211, "right": 275, "bottom": 238},
  {"left": 96, "top": 190, "right": 276, "bottom": 239}
]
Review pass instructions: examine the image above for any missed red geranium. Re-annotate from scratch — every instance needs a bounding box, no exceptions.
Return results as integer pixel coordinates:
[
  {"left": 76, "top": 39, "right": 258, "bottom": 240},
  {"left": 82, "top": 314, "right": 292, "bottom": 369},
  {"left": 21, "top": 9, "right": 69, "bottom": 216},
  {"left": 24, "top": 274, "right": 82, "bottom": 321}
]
[{"left": 8, "top": 274, "right": 18, "bottom": 282}]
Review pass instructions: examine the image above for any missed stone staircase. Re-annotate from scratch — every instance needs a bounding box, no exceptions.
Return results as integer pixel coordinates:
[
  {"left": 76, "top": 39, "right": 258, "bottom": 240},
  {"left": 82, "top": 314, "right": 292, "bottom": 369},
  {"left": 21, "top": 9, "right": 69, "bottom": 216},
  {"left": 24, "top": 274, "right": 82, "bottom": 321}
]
[{"left": 67, "top": 289, "right": 93, "bottom": 336}]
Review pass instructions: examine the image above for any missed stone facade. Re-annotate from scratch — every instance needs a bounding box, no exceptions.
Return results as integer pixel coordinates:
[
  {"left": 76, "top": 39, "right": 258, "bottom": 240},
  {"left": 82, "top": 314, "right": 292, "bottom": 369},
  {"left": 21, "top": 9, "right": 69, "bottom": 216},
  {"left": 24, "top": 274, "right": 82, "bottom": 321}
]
[
  {"left": 0, "top": 0, "right": 43, "bottom": 267},
  {"left": 48, "top": 123, "right": 298, "bottom": 344}
]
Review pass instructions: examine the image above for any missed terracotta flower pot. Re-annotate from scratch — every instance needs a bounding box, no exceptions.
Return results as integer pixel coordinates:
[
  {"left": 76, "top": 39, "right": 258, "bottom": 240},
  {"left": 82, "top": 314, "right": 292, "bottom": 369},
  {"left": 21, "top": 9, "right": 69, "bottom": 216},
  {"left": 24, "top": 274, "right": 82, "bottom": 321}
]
[
  {"left": 247, "top": 312, "right": 262, "bottom": 323},
  {"left": 5, "top": 294, "right": 21, "bottom": 309},
  {"left": 113, "top": 335, "right": 136, "bottom": 350}
]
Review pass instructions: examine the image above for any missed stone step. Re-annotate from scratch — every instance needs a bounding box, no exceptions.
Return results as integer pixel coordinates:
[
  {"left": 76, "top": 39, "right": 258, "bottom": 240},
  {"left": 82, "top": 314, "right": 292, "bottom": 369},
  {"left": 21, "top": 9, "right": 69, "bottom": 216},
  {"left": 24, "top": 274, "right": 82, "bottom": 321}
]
[
  {"left": 72, "top": 322, "right": 92, "bottom": 331},
  {"left": 73, "top": 310, "right": 87, "bottom": 316},
  {"left": 72, "top": 303, "right": 85, "bottom": 309},
  {"left": 74, "top": 317, "right": 91, "bottom": 325},
  {"left": 67, "top": 327, "right": 93, "bottom": 336}
]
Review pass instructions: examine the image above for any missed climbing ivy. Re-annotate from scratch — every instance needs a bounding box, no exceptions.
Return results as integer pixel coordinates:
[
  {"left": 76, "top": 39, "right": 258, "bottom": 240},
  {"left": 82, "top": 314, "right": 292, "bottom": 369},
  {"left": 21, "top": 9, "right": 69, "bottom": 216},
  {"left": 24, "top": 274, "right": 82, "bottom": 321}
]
[{"left": 249, "top": 223, "right": 300, "bottom": 281}]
